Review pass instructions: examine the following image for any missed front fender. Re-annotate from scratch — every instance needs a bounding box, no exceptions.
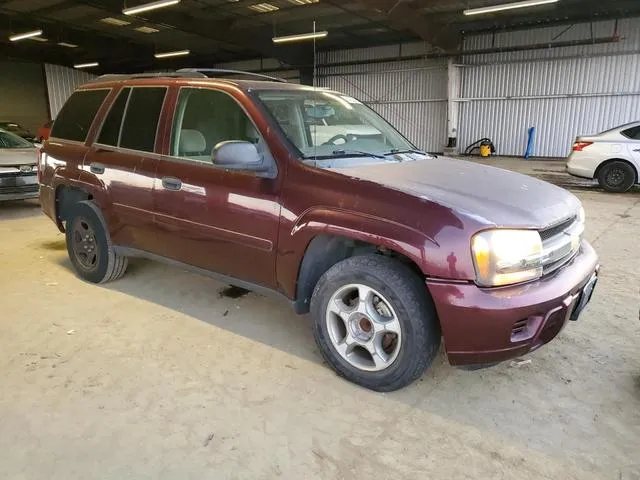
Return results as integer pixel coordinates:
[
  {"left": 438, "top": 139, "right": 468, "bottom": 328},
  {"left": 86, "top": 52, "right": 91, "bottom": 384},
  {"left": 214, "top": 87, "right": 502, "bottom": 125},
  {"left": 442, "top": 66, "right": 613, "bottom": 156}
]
[{"left": 277, "top": 206, "right": 445, "bottom": 300}]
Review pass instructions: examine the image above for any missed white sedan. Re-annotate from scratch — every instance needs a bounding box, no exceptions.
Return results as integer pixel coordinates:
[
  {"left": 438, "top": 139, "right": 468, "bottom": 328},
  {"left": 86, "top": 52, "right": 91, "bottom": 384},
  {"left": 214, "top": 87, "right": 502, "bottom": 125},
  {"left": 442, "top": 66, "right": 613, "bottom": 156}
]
[
  {"left": 0, "top": 128, "right": 39, "bottom": 202},
  {"left": 566, "top": 121, "right": 640, "bottom": 192}
]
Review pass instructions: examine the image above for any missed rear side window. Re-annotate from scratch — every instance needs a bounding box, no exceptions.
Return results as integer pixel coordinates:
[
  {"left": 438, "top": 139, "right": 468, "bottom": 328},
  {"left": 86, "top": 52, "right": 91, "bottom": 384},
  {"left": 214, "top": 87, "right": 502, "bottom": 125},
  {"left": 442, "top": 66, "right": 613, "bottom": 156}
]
[
  {"left": 98, "top": 88, "right": 130, "bottom": 146},
  {"left": 51, "top": 89, "right": 109, "bottom": 142},
  {"left": 621, "top": 126, "right": 640, "bottom": 140},
  {"left": 119, "top": 87, "right": 167, "bottom": 152}
]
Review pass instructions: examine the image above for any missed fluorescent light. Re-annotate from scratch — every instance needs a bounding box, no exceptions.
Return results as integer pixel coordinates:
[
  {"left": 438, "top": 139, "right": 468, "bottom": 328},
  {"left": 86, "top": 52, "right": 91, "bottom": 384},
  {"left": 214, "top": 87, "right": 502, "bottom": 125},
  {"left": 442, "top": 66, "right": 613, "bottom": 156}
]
[
  {"left": 58, "top": 42, "right": 79, "bottom": 48},
  {"left": 154, "top": 49, "right": 190, "bottom": 58},
  {"left": 74, "top": 62, "right": 99, "bottom": 69},
  {"left": 463, "top": 0, "right": 558, "bottom": 15},
  {"left": 248, "top": 3, "right": 279, "bottom": 13},
  {"left": 272, "top": 31, "right": 328, "bottom": 44},
  {"left": 123, "top": 0, "right": 180, "bottom": 15},
  {"left": 100, "top": 17, "right": 131, "bottom": 26},
  {"left": 135, "top": 26, "right": 160, "bottom": 33},
  {"left": 288, "top": 0, "right": 319, "bottom": 4},
  {"left": 9, "top": 30, "right": 43, "bottom": 42}
]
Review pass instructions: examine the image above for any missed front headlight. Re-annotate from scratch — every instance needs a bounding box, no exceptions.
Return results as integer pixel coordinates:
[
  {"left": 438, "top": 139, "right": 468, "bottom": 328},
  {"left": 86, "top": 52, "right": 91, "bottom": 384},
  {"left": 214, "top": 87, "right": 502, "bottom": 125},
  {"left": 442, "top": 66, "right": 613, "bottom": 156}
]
[{"left": 471, "top": 229, "right": 543, "bottom": 287}]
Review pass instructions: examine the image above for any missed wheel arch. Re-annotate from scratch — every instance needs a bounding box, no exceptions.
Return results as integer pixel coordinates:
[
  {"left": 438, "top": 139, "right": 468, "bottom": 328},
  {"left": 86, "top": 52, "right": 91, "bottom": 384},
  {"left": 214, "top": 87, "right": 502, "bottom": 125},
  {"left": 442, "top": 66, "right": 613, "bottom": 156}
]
[
  {"left": 594, "top": 158, "right": 639, "bottom": 183},
  {"left": 289, "top": 208, "right": 436, "bottom": 314},
  {"left": 55, "top": 185, "right": 93, "bottom": 231}
]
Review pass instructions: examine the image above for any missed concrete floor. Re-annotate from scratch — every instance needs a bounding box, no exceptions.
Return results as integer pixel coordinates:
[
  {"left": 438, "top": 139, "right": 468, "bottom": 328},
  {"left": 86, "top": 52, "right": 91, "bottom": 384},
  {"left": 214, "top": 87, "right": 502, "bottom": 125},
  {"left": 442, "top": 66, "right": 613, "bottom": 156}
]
[{"left": 1, "top": 158, "right": 639, "bottom": 479}]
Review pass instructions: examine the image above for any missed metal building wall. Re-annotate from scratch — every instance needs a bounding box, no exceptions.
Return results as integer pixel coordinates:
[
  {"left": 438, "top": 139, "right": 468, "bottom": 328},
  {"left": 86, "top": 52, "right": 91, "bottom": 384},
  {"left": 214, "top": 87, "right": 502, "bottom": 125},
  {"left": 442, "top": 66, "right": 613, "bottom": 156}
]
[
  {"left": 318, "top": 46, "right": 448, "bottom": 152},
  {"left": 44, "top": 64, "right": 97, "bottom": 118},
  {"left": 459, "top": 18, "right": 640, "bottom": 157}
]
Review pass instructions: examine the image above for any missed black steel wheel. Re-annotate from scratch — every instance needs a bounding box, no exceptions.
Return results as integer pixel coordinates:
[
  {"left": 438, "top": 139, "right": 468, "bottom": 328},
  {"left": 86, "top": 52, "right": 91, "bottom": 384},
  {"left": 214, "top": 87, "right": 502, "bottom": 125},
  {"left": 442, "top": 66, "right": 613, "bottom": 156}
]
[
  {"left": 65, "top": 201, "right": 128, "bottom": 283},
  {"left": 597, "top": 161, "right": 636, "bottom": 193}
]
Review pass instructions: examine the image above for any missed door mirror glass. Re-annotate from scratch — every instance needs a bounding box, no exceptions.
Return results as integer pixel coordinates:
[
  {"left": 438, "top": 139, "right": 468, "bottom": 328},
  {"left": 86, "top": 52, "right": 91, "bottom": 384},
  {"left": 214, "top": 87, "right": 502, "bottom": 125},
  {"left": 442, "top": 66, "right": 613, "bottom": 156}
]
[{"left": 212, "top": 141, "right": 264, "bottom": 170}]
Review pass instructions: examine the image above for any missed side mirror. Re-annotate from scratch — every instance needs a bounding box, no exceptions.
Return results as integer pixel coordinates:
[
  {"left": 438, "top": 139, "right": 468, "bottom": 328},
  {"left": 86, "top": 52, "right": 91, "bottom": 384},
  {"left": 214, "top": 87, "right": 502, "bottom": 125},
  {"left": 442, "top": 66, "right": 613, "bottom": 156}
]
[{"left": 212, "top": 140, "right": 264, "bottom": 170}]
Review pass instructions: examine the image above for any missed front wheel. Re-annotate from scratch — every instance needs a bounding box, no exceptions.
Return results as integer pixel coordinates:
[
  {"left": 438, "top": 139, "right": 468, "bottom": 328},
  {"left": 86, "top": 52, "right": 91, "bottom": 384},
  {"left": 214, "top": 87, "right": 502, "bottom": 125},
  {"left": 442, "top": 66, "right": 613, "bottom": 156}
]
[
  {"left": 311, "top": 255, "right": 440, "bottom": 392},
  {"left": 597, "top": 161, "right": 636, "bottom": 192}
]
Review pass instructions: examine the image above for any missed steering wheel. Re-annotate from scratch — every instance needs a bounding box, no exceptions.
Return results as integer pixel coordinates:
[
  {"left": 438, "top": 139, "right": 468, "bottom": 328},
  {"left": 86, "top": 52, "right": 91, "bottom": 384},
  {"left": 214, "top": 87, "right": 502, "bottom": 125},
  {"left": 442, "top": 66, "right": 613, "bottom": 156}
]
[{"left": 322, "top": 134, "right": 348, "bottom": 146}]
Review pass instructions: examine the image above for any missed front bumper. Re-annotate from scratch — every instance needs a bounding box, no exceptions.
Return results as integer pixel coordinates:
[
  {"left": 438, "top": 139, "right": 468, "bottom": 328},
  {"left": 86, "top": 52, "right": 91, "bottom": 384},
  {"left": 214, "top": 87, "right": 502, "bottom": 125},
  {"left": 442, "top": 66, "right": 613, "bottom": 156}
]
[
  {"left": 428, "top": 240, "right": 599, "bottom": 366},
  {"left": 0, "top": 173, "right": 39, "bottom": 201}
]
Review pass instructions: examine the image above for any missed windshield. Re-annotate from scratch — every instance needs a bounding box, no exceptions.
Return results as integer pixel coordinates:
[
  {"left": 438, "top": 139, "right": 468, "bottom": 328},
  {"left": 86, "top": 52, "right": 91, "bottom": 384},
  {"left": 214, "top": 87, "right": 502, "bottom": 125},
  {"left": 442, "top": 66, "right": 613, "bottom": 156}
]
[
  {"left": 0, "top": 129, "right": 34, "bottom": 149},
  {"left": 255, "top": 89, "right": 415, "bottom": 159}
]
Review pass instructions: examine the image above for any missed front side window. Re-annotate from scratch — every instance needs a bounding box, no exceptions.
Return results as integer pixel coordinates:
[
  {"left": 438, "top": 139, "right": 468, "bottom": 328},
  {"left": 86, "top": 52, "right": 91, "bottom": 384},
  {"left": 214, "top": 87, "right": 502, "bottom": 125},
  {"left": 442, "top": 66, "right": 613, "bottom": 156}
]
[
  {"left": 51, "top": 89, "right": 110, "bottom": 142},
  {"left": 0, "top": 130, "right": 33, "bottom": 148},
  {"left": 255, "top": 90, "right": 415, "bottom": 160},
  {"left": 171, "top": 88, "right": 262, "bottom": 162}
]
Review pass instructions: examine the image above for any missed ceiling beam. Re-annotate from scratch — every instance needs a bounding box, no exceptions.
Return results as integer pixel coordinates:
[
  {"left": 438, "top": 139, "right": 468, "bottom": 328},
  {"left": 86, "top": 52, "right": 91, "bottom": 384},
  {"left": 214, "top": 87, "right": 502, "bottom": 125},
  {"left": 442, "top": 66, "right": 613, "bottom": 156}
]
[{"left": 334, "top": 0, "right": 460, "bottom": 52}]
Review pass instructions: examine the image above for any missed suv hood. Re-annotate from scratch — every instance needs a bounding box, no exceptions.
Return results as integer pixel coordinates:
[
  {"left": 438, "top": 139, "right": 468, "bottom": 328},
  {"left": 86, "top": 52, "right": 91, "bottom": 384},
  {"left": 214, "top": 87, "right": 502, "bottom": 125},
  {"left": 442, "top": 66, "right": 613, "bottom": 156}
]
[
  {"left": 0, "top": 148, "right": 37, "bottom": 167},
  {"left": 329, "top": 156, "right": 580, "bottom": 228}
]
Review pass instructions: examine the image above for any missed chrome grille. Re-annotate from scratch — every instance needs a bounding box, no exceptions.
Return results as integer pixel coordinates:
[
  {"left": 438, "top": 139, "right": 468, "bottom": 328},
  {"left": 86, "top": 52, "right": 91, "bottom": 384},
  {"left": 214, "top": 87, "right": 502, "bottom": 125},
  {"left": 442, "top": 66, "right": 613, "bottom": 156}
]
[
  {"left": 539, "top": 216, "right": 576, "bottom": 241},
  {"left": 540, "top": 215, "right": 583, "bottom": 275}
]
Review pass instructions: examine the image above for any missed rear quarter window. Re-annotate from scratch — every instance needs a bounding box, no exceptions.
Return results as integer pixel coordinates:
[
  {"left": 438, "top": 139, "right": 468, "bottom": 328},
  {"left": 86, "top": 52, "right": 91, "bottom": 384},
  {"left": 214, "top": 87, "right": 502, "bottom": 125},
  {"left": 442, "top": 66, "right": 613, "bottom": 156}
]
[
  {"left": 621, "top": 126, "right": 640, "bottom": 140},
  {"left": 51, "top": 89, "right": 110, "bottom": 142}
]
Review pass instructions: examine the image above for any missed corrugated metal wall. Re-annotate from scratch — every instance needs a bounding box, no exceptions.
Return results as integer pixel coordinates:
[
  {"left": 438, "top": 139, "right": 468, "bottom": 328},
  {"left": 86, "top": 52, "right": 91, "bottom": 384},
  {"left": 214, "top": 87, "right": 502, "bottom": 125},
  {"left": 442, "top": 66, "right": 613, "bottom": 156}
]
[
  {"left": 317, "top": 49, "right": 448, "bottom": 152},
  {"left": 459, "top": 18, "right": 640, "bottom": 157},
  {"left": 44, "top": 64, "right": 97, "bottom": 118}
]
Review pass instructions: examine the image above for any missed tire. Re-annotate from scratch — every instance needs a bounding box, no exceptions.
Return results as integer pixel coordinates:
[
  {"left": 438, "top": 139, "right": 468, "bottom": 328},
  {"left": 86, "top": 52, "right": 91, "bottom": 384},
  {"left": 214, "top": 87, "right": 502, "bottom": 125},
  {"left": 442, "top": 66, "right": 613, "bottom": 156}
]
[
  {"left": 311, "top": 254, "right": 440, "bottom": 392},
  {"left": 64, "top": 200, "right": 128, "bottom": 283},
  {"left": 597, "top": 161, "right": 636, "bottom": 193}
]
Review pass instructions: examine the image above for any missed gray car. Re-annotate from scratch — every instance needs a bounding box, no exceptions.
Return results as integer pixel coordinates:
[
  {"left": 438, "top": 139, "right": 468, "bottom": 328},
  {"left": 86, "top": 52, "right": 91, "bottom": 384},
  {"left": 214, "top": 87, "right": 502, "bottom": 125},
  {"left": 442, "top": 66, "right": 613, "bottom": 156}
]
[{"left": 0, "top": 128, "right": 39, "bottom": 202}]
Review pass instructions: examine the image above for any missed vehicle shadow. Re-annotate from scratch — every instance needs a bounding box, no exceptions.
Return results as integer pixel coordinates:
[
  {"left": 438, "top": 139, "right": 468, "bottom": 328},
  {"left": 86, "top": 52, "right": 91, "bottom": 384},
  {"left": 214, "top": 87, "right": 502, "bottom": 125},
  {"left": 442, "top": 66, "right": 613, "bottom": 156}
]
[
  {"left": 54, "top": 254, "right": 452, "bottom": 373},
  {"left": 0, "top": 199, "right": 42, "bottom": 220}
]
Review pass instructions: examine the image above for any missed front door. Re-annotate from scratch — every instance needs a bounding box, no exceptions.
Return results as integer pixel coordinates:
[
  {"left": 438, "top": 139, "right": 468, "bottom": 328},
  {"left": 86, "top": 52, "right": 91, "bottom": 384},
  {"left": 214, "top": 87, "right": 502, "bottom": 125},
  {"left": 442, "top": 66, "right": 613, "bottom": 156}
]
[
  {"left": 84, "top": 86, "right": 167, "bottom": 251},
  {"left": 153, "top": 86, "right": 281, "bottom": 288}
]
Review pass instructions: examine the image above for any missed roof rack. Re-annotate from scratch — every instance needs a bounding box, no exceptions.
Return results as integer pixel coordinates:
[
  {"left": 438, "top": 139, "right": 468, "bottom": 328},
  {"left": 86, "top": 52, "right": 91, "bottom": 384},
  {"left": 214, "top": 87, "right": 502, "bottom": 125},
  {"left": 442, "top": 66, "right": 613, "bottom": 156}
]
[
  {"left": 176, "top": 68, "right": 288, "bottom": 83},
  {"left": 88, "top": 71, "right": 207, "bottom": 83}
]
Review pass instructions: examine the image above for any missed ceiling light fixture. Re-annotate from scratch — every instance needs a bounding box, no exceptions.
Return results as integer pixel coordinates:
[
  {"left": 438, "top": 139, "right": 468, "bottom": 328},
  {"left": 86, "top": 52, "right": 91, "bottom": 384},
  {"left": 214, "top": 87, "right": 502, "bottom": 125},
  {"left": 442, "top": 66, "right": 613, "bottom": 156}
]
[
  {"left": 74, "top": 62, "right": 99, "bottom": 69},
  {"left": 58, "top": 42, "right": 79, "bottom": 48},
  {"left": 463, "top": 0, "right": 558, "bottom": 16},
  {"left": 123, "top": 0, "right": 181, "bottom": 16},
  {"left": 272, "top": 30, "right": 328, "bottom": 44},
  {"left": 9, "top": 30, "right": 43, "bottom": 42},
  {"left": 288, "top": 0, "right": 319, "bottom": 4},
  {"left": 135, "top": 26, "right": 160, "bottom": 33},
  {"left": 248, "top": 3, "right": 279, "bottom": 13},
  {"left": 100, "top": 17, "right": 131, "bottom": 26},
  {"left": 154, "top": 49, "right": 190, "bottom": 58}
]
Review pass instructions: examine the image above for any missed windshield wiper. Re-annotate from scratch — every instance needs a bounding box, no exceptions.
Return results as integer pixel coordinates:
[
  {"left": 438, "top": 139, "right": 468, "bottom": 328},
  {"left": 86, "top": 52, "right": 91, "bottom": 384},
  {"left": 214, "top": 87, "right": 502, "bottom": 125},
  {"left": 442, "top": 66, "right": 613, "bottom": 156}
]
[
  {"left": 385, "top": 148, "right": 432, "bottom": 156},
  {"left": 304, "top": 149, "right": 387, "bottom": 160}
]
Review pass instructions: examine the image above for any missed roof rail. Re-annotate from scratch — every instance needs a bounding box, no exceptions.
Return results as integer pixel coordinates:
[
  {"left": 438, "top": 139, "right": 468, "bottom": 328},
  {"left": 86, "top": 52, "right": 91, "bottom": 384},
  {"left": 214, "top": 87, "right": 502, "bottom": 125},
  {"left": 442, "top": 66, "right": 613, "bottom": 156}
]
[
  {"left": 88, "top": 71, "right": 207, "bottom": 83},
  {"left": 176, "top": 68, "right": 288, "bottom": 83}
]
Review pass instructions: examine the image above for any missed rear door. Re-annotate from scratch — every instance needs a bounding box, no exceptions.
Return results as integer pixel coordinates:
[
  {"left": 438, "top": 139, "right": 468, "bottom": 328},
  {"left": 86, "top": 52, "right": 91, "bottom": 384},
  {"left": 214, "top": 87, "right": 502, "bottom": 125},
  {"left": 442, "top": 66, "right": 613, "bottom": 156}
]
[
  {"left": 153, "top": 86, "right": 281, "bottom": 288},
  {"left": 84, "top": 85, "right": 167, "bottom": 251},
  {"left": 621, "top": 125, "right": 640, "bottom": 173}
]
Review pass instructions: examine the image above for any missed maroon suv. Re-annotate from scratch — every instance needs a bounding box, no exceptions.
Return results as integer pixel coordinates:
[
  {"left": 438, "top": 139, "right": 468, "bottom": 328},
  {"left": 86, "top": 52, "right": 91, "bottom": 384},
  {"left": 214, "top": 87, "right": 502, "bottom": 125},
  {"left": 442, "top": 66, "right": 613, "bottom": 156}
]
[{"left": 39, "top": 70, "right": 599, "bottom": 391}]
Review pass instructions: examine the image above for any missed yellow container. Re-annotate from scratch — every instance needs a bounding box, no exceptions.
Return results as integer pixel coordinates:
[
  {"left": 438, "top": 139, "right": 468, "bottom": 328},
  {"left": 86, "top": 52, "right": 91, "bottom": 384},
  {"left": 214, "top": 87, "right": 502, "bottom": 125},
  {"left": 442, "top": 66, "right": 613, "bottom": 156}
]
[{"left": 479, "top": 143, "right": 491, "bottom": 157}]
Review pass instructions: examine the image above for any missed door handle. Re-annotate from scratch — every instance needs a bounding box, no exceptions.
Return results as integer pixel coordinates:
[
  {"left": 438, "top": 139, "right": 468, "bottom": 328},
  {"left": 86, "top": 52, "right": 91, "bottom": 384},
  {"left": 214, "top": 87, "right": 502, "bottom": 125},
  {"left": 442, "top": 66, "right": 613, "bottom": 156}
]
[
  {"left": 161, "top": 177, "right": 182, "bottom": 191},
  {"left": 90, "top": 162, "right": 105, "bottom": 174}
]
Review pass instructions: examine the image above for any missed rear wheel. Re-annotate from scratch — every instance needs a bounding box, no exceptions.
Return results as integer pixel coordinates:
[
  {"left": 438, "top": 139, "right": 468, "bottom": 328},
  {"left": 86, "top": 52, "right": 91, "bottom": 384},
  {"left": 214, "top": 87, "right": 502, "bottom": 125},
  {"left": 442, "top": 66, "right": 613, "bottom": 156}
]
[
  {"left": 311, "top": 255, "right": 440, "bottom": 392},
  {"left": 65, "top": 201, "right": 128, "bottom": 283},
  {"left": 597, "top": 161, "right": 636, "bottom": 192}
]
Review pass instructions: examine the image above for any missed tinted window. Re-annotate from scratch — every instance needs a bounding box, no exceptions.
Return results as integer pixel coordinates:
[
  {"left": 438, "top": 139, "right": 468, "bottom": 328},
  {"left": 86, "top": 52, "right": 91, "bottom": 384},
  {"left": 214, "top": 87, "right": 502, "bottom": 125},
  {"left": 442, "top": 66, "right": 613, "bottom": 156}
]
[
  {"left": 51, "top": 89, "right": 109, "bottom": 142},
  {"left": 171, "top": 88, "right": 260, "bottom": 161},
  {"left": 621, "top": 126, "right": 640, "bottom": 140},
  {"left": 98, "top": 88, "right": 130, "bottom": 146},
  {"left": 119, "top": 87, "right": 166, "bottom": 152}
]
